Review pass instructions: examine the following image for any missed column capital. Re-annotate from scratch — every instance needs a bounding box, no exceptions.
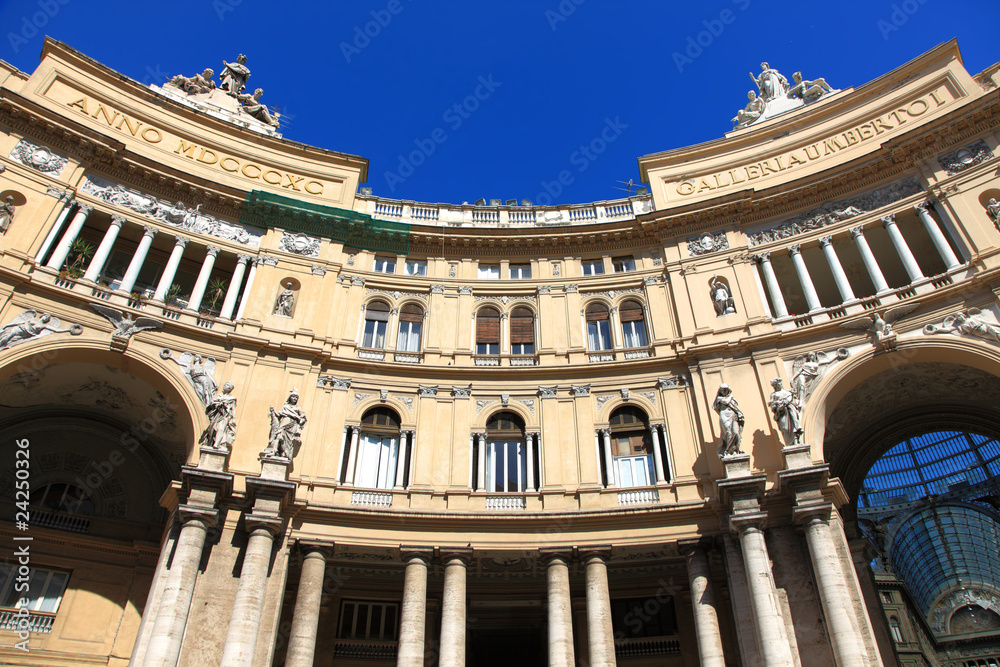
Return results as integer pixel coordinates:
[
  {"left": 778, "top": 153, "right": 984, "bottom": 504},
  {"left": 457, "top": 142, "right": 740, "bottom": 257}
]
[
  {"left": 599, "top": 427, "right": 611, "bottom": 437},
  {"left": 176, "top": 503, "right": 219, "bottom": 528},
  {"left": 236, "top": 253, "right": 253, "bottom": 264},
  {"left": 579, "top": 546, "right": 613, "bottom": 562},
  {"left": 849, "top": 225, "right": 865, "bottom": 239},
  {"left": 750, "top": 251, "right": 771, "bottom": 264},
  {"left": 914, "top": 201, "right": 932, "bottom": 214},
  {"left": 792, "top": 501, "right": 833, "bottom": 526},
  {"left": 205, "top": 246, "right": 221, "bottom": 257},
  {"left": 142, "top": 225, "right": 158, "bottom": 239},
  {"left": 677, "top": 537, "right": 716, "bottom": 557},
  {"left": 817, "top": 235, "right": 833, "bottom": 247},
  {"left": 787, "top": 243, "right": 802, "bottom": 255},
  {"left": 174, "top": 236, "right": 190, "bottom": 248},
  {"left": 729, "top": 512, "right": 768, "bottom": 534},
  {"left": 294, "top": 539, "right": 336, "bottom": 559},
  {"left": 109, "top": 215, "right": 126, "bottom": 227},
  {"left": 440, "top": 547, "right": 474, "bottom": 564},
  {"left": 244, "top": 513, "right": 285, "bottom": 536},
  {"left": 538, "top": 547, "right": 575, "bottom": 564},
  {"left": 881, "top": 213, "right": 897, "bottom": 227},
  {"left": 399, "top": 546, "right": 434, "bottom": 564},
  {"left": 78, "top": 204, "right": 94, "bottom": 215}
]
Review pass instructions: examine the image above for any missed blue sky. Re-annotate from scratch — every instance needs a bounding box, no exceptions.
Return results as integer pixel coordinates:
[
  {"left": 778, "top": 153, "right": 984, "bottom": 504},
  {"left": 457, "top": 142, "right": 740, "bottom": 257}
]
[{"left": 1, "top": 0, "right": 997, "bottom": 206}]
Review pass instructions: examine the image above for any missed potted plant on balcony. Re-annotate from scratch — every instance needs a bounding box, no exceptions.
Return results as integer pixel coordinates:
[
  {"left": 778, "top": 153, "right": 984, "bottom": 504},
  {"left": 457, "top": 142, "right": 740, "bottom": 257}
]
[
  {"left": 164, "top": 283, "right": 183, "bottom": 309},
  {"left": 59, "top": 238, "right": 94, "bottom": 280},
  {"left": 200, "top": 277, "right": 228, "bottom": 317}
]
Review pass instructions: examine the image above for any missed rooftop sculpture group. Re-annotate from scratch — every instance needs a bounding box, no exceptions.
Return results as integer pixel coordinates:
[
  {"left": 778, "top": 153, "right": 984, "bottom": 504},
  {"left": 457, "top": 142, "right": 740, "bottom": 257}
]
[
  {"left": 166, "top": 54, "right": 279, "bottom": 128},
  {"left": 732, "top": 62, "right": 837, "bottom": 130}
]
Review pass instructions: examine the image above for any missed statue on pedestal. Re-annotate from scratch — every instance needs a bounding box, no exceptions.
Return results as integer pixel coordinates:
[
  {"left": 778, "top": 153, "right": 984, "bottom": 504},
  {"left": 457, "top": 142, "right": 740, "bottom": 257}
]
[
  {"left": 768, "top": 378, "right": 802, "bottom": 446},
  {"left": 788, "top": 72, "right": 834, "bottom": 103},
  {"left": 236, "top": 88, "right": 279, "bottom": 128},
  {"left": 220, "top": 54, "right": 251, "bottom": 96},
  {"left": 713, "top": 384, "right": 745, "bottom": 457},
  {"left": 264, "top": 388, "right": 308, "bottom": 459},
  {"left": 986, "top": 198, "right": 1000, "bottom": 227},
  {"left": 167, "top": 69, "right": 216, "bottom": 95},
  {"left": 0, "top": 196, "right": 16, "bottom": 233},
  {"left": 199, "top": 382, "right": 237, "bottom": 452},
  {"left": 732, "top": 91, "right": 765, "bottom": 128},
  {"left": 750, "top": 62, "right": 789, "bottom": 102}
]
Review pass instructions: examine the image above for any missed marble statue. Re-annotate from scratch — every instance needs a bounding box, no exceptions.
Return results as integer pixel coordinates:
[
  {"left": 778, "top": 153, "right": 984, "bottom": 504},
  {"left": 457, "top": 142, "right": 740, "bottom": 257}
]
[
  {"left": 264, "top": 388, "right": 308, "bottom": 459},
  {"left": 732, "top": 91, "right": 765, "bottom": 128},
  {"left": 90, "top": 303, "right": 163, "bottom": 339},
  {"left": 220, "top": 54, "right": 250, "bottom": 96},
  {"left": 840, "top": 303, "right": 918, "bottom": 349},
  {"left": 713, "top": 384, "right": 745, "bottom": 457},
  {"left": 768, "top": 378, "right": 802, "bottom": 446},
  {"left": 199, "top": 381, "right": 237, "bottom": 452},
  {"left": 987, "top": 198, "right": 1000, "bottom": 226},
  {"left": 924, "top": 308, "right": 1000, "bottom": 344},
  {"left": 788, "top": 71, "right": 833, "bottom": 103},
  {"left": 709, "top": 276, "right": 736, "bottom": 315},
  {"left": 0, "top": 196, "right": 15, "bottom": 233},
  {"left": 750, "top": 62, "right": 789, "bottom": 102},
  {"left": 168, "top": 69, "right": 216, "bottom": 95},
  {"left": 0, "top": 310, "right": 82, "bottom": 351},
  {"left": 236, "top": 88, "right": 279, "bottom": 127},
  {"left": 161, "top": 350, "right": 218, "bottom": 405},
  {"left": 790, "top": 348, "right": 849, "bottom": 406},
  {"left": 274, "top": 283, "right": 295, "bottom": 317}
]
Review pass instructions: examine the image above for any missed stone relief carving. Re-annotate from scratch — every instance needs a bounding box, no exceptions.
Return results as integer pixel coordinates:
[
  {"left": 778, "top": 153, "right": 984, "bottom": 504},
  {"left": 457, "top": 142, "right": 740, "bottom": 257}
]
[
  {"left": 581, "top": 288, "right": 641, "bottom": 299},
  {"left": 317, "top": 376, "right": 351, "bottom": 390},
  {"left": 0, "top": 196, "right": 16, "bottom": 234},
  {"left": 501, "top": 393, "right": 509, "bottom": 407},
  {"left": 595, "top": 395, "right": 612, "bottom": 410},
  {"left": 474, "top": 295, "right": 536, "bottom": 304},
  {"left": 937, "top": 140, "right": 994, "bottom": 176},
  {"left": 353, "top": 392, "right": 372, "bottom": 407},
  {"left": 713, "top": 384, "right": 745, "bottom": 457},
  {"left": 0, "top": 310, "right": 83, "bottom": 351},
  {"left": 90, "top": 303, "right": 162, "bottom": 340},
  {"left": 657, "top": 375, "right": 689, "bottom": 389},
  {"left": 840, "top": 304, "right": 918, "bottom": 350},
  {"left": 311, "top": 265, "right": 327, "bottom": 276},
  {"left": 279, "top": 232, "right": 321, "bottom": 257},
  {"left": 274, "top": 283, "right": 296, "bottom": 317},
  {"left": 790, "top": 348, "right": 849, "bottom": 407},
  {"left": 537, "top": 285, "right": 552, "bottom": 295},
  {"left": 199, "top": 381, "right": 237, "bottom": 452},
  {"left": 518, "top": 399, "right": 535, "bottom": 416},
  {"left": 367, "top": 288, "right": 428, "bottom": 301},
  {"left": 563, "top": 284, "right": 578, "bottom": 293},
  {"left": 748, "top": 177, "right": 923, "bottom": 246},
  {"left": 452, "top": 385, "right": 472, "bottom": 399},
  {"left": 620, "top": 388, "right": 630, "bottom": 400},
  {"left": 637, "top": 392, "right": 656, "bottom": 404},
  {"left": 768, "top": 378, "right": 802, "bottom": 446},
  {"left": 448, "top": 263, "right": 457, "bottom": 277},
  {"left": 160, "top": 349, "right": 218, "bottom": 405},
  {"left": 923, "top": 307, "right": 1000, "bottom": 344},
  {"left": 930, "top": 589, "right": 1000, "bottom": 634},
  {"left": 686, "top": 231, "right": 729, "bottom": 256},
  {"left": 264, "top": 388, "right": 307, "bottom": 459},
  {"left": 538, "top": 386, "right": 558, "bottom": 398},
  {"left": 458, "top": 286, "right": 473, "bottom": 295},
  {"left": 82, "top": 175, "right": 261, "bottom": 247},
  {"left": 571, "top": 384, "right": 591, "bottom": 397},
  {"left": 552, "top": 262, "right": 561, "bottom": 276},
  {"left": 418, "top": 385, "right": 438, "bottom": 397},
  {"left": 9, "top": 139, "right": 68, "bottom": 176},
  {"left": 399, "top": 397, "right": 413, "bottom": 414},
  {"left": 476, "top": 399, "right": 494, "bottom": 415},
  {"left": 259, "top": 256, "right": 279, "bottom": 266}
]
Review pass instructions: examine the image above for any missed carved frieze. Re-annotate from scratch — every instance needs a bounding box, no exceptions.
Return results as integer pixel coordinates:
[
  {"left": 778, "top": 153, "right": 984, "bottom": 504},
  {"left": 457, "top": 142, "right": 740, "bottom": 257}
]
[
  {"left": 9, "top": 139, "right": 68, "bottom": 176},
  {"left": 452, "top": 385, "right": 472, "bottom": 399},
  {"left": 580, "top": 287, "right": 642, "bottom": 299},
  {"left": 923, "top": 308, "right": 1000, "bottom": 345},
  {"left": 937, "top": 140, "right": 994, "bottom": 176},
  {"left": 279, "top": 232, "right": 321, "bottom": 257},
  {"left": 686, "top": 231, "right": 729, "bottom": 256},
  {"left": 418, "top": 385, "right": 438, "bottom": 397},
  {"left": 474, "top": 295, "right": 536, "bottom": 304},
  {"left": 317, "top": 376, "right": 351, "bottom": 390},
  {"left": 657, "top": 375, "right": 690, "bottom": 389},
  {"left": 366, "top": 288, "right": 428, "bottom": 302},
  {"left": 518, "top": 399, "right": 535, "bottom": 416},
  {"left": 538, "top": 386, "right": 558, "bottom": 398},
  {"left": 0, "top": 310, "right": 83, "bottom": 351}
]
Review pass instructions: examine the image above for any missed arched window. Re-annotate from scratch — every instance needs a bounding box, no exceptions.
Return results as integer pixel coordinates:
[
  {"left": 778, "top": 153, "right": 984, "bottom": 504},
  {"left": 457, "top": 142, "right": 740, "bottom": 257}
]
[
  {"left": 619, "top": 300, "right": 647, "bottom": 348},
  {"left": 362, "top": 301, "right": 390, "bottom": 349},
  {"left": 30, "top": 482, "right": 93, "bottom": 516},
  {"left": 476, "top": 307, "right": 500, "bottom": 355},
  {"left": 586, "top": 303, "right": 612, "bottom": 351},
  {"left": 608, "top": 406, "right": 654, "bottom": 487},
  {"left": 485, "top": 411, "right": 527, "bottom": 493},
  {"left": 396, "top": 303, "right": 423, "bottom": 352},
  {"left": 888, "top": 617, "right": 903, "bottom": 643},
  {"left": 510, "top": 307, "right": 535, "bottom": 355},
  {"left": 355, "top": 407, "right": 402, "bottom": 489}
]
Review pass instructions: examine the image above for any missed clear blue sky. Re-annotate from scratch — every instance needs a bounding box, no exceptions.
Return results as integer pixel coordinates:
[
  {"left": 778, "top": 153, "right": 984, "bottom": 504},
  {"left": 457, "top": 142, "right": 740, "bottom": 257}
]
[{"left": 1, "top": 0, "right": 997, "bottom": 206}]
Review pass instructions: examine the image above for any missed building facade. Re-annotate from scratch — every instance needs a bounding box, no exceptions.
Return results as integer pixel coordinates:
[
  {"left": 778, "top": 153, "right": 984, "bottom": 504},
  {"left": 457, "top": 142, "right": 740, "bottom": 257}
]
[{"left": 0, "top": 37, "right": 998, "bottom": 666}]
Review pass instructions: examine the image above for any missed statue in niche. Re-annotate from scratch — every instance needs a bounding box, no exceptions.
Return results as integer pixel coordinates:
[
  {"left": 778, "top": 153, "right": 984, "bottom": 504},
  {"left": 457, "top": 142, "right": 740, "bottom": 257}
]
[
  {"left": 0, "top": 310, "right": 82, "bottom": 351},
  {"left": 790, "top": 348, "right": 849, "bottom": 407},
  {"left": 713, "top": 384, "right": 745, "bottom": 457},
  {"left": 220, "top": 54, "right": 251, "bottom": 96},
  {"left": 924, "top": 308, "right": 1000, "bottom": 344},
  {"left": 0, "top": 196, "right": 15, "bottom": 233},
  {"left": 986, "top": 198, "right": 1000, "bottom": 226},
  {"left": 199, "top": 381, "right": 237, "bottom": 452},
  {"left": 749, "top": 62, "right": 789, "bottom": 102},
  {"left": 788, "top": 71, "right": 834, "bottom": 103},
  {"left": 768, "top": 378, "right": 803, "bottom": 446},
  {"left": 236, "top": 88, "right": 279, "bottom": 127},
  {"left": 274, "top": 283, "right": 295, "bottom": 317},
  {"left": 709, "top": 276, "right": 736, "bottom": 316},
  {"left": 264, "top": 388, "right": 308, "bottom": 459},
  {"left": 732, "top": 91, "right": 765, "bottom": 128},
  {"left": 167, "top": 68, "right": 216, "bottom": 95}
]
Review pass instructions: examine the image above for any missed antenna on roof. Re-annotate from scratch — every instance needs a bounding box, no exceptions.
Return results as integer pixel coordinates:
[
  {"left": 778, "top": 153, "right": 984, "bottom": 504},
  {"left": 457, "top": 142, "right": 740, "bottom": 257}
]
[{"left": 613, "top": 179, "right": 642, "bottom": 197}]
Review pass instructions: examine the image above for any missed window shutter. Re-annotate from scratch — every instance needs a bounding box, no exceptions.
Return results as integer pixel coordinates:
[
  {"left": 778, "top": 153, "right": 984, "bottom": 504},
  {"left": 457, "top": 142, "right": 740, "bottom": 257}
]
[
  {"left": 366, "top": 301, "right": 390, "bottom": 322},
  {"left": 586, "top": 304, "right": 609, "bottom": 322},
  {"left": 619, "top": 300, "right": 644, "bottom": 322},
  {"left": 510, "top": 307, "right": 534, "bottom": 344},
  {"left": 477, "top": 308, "right": 500, "bottom": 343},
  {"left": 399, "top": 304, "right": 423, "bottom": 323}
]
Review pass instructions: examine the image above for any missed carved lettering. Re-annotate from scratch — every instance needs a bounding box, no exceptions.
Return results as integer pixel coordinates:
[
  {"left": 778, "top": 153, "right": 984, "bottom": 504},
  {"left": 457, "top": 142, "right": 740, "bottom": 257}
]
[
  {"left": 67, "top": 98, "right": 88, "bottom": 113},
  {"left": 175, "top": 140, "right": 198, "bottom": 159},
  {"left": 196, "top": 148, "right": 219, "bottom": 165}
]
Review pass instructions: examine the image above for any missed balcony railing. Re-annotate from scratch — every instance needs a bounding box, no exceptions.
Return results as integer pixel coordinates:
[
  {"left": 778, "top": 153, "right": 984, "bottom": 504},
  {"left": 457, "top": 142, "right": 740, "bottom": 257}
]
[
  {"left": 357, "top": 349, "right": 386, "bottom": 361},
  {"left": 615, "top": 636, "right": 681, "bottom": 657},
  {"left": 351, "top": 491, "right": 393, "bottom": 508},
  {"left": 29, "top": 508, "right": 91, "bottom": 533},
  {"left": 485, "top": 495, "right": 527, "bottom": 510},
  {"left": 618, "top": 489, "right": 660, "bottom": 507},
  {"left": 588, "top": 352, "right": 615, "bottom": 363},
  {"left": 0, "top": 609, "right": 55, "bottom": 634},
  {"left": 333, "top": 638, "right": 398, "bottom": 660},
  {"left": 473, "top": 355, "right": 500, "bottom": 366},
  {"left": 622, "top": 346, "right": 653, "bottom": 360},
  {"left": 393, "top": 352, "right": 422, "bottom": 364}
]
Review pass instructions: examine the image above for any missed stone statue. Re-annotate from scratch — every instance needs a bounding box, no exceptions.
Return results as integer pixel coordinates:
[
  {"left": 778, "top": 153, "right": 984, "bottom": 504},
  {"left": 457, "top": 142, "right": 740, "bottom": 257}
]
[
  {"left": 168, "top": 68, "right": 216, "bottom": 95},
  {"left": 199, "top": 381, "right": 237, "bottom": 452},
  {"left": 0, "top": 196, "right": 15, "bottom": 233},
  {"left": 924, "top": 308, "right": 1000, "bottom": 344},
  {"left": 749, "top": 62, "right": 789, "bottom": 102},
  {"left": 790, "top": 348, "right": 849, "bottom": 407},
  {"left": 0, "top": 310, "right": 82, "bottom": 351},
  {"left": 840, "top": 304, "right": 918, "bottom": 349},
  {"left": 161, "top": 350, "right": 218, "bottom": 405},
  {"left": 768, "top": 378, "right": 802, "bottom": 446},
  {"left": 709, "top": 276, "right": 736, "bottom": 315},
  {"left": 274, "top": 283, "right": 295, "bottom": 317},
  {"left": 236, "top": 88, "right": 279, "bottom": 127},
  {"left": 713, "top": 384, "right": 745, "bottom": 457},
  {"left": 264, "top": 388, "right": 308, "bottom": 459},
  {"left": 986, "top": 198, "right": 1000, "bottom": 226},
  {"left": 732, "top": 91, "right": 765, "bottom": 128},
  {"left": 788, "top": 71, "right": 833, "bottom": 103},
  {"left": 220, "top": 54, "right": 250, "bottom": 96}
]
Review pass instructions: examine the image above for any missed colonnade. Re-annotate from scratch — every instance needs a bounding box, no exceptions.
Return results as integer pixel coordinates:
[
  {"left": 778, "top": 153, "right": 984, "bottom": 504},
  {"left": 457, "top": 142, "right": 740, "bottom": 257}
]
[{"left": 752, "top": 202, "right": 962, "bottom": 318}]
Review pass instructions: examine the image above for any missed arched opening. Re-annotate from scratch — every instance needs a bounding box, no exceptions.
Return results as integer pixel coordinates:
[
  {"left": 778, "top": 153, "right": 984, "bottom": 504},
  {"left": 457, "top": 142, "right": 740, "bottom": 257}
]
[
  {"left": 618, "top": 300, "right": 648, "bottom": 348},
  {"left": 607, "top": 406, "right": 653, "bottom": 488},
  {"left": 586, "top": 303, "right": 612, "bottom": 351},
  {"left": 362, "top": 300, "right": 391, "bottom": 349},
  {"left": 355, "top": 407, "right": 403, "bottom": 490},
  {"left": 510, "top": 306, "right": 535, "bottom": 356},
  {"left": 483, "top": 411, "right": 528, "bottom": 493},
  {"left": 476, "top": 307, "right": 500, "bottom": 355},
  {"left": 396, "top": 303, "right": 423, "bottom": 353}
]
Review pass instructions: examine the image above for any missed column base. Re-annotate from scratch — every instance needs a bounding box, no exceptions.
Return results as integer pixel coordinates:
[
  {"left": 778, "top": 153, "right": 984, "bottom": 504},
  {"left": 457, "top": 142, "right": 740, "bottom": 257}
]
[
  {"left": 198, "top": 446, "right": 230, "bottom": 472},
  {"left": 721, "top": 453, "right": 752, "bottom": 479}
]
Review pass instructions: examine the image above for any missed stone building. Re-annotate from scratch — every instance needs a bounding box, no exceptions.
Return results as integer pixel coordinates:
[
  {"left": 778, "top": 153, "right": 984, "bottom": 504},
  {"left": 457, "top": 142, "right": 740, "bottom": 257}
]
[{"left": 0, "top": 36, "right": 998, "bottom": 666}]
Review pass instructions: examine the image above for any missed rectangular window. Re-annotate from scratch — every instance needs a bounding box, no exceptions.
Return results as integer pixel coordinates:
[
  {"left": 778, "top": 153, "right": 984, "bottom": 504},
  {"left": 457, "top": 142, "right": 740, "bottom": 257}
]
[
  {"left": 355, "top": 433, "right": 398, "bottom": 489},
  {"left": 487, "top": 440, "right": 526, "bottom": 492},
  {"left": 373, "top": 256, "right": 396, "bottom": 273},
  {"left": 476, "top": 343, "right": 499, "bottom": 355},
  {"left": 362, "top": 320, "right": 387, "bottom": 349},
  {"left": 396, "top": 321, "right": 422, "bottom": 352},
  {"left": 478, "top": 264, "right": 500, "bottom": 279},
  {"left": 612, "top": 256, "right": 636, "bottom": 273},
  {"left": 621, "top": 320, "right": 647, "bottom": 348},
  {"left": 509, "top": 263, "right": 531, "bottom": 279},
  {"left": 581, "top": 259, "right": 605, "bottom": 276},
  {"left": 615, "top": 455, "right": 653, "bottom": 487},
  {"left": 0, "top": 565, "right": 69, "bottom": 613},
  {"left": 511, "top": 342, "right": 534, "bottom": 355},
  {"left": 338, "top": 600, "right": 399, "bottom": 640},
  {"left": 404, "top": 259, "right": 426, "bottom": 276},
  {"left": 587, "top": 320, "right": 612, "bottom": 350}
]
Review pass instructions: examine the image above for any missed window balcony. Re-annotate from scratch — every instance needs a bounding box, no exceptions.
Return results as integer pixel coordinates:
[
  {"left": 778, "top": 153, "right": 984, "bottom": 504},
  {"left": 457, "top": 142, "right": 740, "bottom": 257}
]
[
  {"left": 615, "top": 636, "right": 681, "bottom": 658},
  {"left": 508, "top": 354, "right": 538, "bottom": 367},
  {"left": 29, "top": 508, "right": 91, "bottom": 534},
  {"left": 622, "top": 346, "right": 654, "bottom": 360},
  {"left": 473, "top": 355, "right": 501, "bottom": 366},
  {"left": 333, "top": 638, "right": 398, "bottom": 661},
  {"left": 357, "top": 348, "right": 386, "bottom": 361},
  {"left": 0, "top": 609, "right": 55, "bottom": 634},
  {"left": 351, "top": 491, "right": 393, "bottom": 508},
  {"left": 485, "top": 495, "right": 527, "bottom": 510},
  {"left": 618, "top": 489, "right": 660, "bottom": 507},
  {"left": 588, "top": 352, "right": 616, "bottom": 363}
]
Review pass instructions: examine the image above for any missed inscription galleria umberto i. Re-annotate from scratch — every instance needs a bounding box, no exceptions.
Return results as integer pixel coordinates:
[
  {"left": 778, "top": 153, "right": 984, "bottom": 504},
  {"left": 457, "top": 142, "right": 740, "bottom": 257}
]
[{"left": 0, "top": 35, "right": 998, "bottom": 667}]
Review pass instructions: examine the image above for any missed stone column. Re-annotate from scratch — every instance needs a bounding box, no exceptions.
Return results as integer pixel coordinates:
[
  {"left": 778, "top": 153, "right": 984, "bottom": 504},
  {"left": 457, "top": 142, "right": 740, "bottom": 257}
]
[
  {"left": 153, "top": 237, "right": 189, "bottom": 302},
  {"left": 526, "top": 433, "right": 537, "bottom": 491},
  {"left": 583, "top": 549, "right": 616, "bottom": 667},
  {"left": 128, "top": 521, "right": 180, "bottom": 666},
  {"left": 734, "top": 519, "right": 795, "bottom": 666},
  {"left": 543, "top": 551, "right": 575, "bottom": 667},
  {"left": 881, "top": 214, "right": 924, "bottom": 282},
  {"left": 849, "top": 226, "right": 891, "bottom": 294},
  {"left": 344, "top": 426, "right": 361, "bottom": 485},
  {"left": 914, "top": 203, "right": 961, "bottom": 269},
  {"left": 752, "top": 252, "right": 789, "bottom": 318},
  {"left": 649, "top": 424, "right": 666, "bottom": 483},
  {"left": 284, "top": 544, "right": 329, "bottom": 667},
  {"left": 36, "top": 198, "right": 75, "bottom": 263},
  {"left": 188, "top": 246, "right": 220, "bottom": 312},
  {"left": 143, "top": 507, "right": 217, "bottom": 667},
  {"left": 600, "top": 429, "right": 616, "bottom": 488},
  {"left": 397, "top": 549, "right": 432, "bottom": 667},
  {"left": 657, "top": 425, "right": 674, "bottom": 484},
  {"left": 334, "top": 426, "right": 350, "bottom": 484},
  {"left": 219, "top": 254, "right": 251, "bottom": 319},
  {"left": 788, "top": 244, "right": 823, "bottom": 312},
  {"left": 749, "top": 258, "right": 773, "bottom": 318},
  {"left": 83, "top": 215, "right": 125, "bottom": 282},
  {"left": 119, "top": 226, "right": 158, "bottom": 294},
  {"left": 476, "top": 432, "right": 487, "bottom": 491},
  {"left": 219, "top": 518, "right": 282, "bottom": 667},
  {"left": 818, "top": 236, "right": 856, "bottom": 303},
  {"left": 235, "top": 256, "right": 261, "bottom": 320},
  {"left": 799, "top": 509, "right": 866, "bottom": 667},
  {"left": 46, "top": 204, "right": 92, "bottom": 269},
  {"left": 439, "top": 549, "right": 472, "bottom": 667},
  {"left": 681, "top": 542, "right": 726, "bottom": 667},
  {"left": 395, "top": 431, "right": 411, "bottom": 489}
]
